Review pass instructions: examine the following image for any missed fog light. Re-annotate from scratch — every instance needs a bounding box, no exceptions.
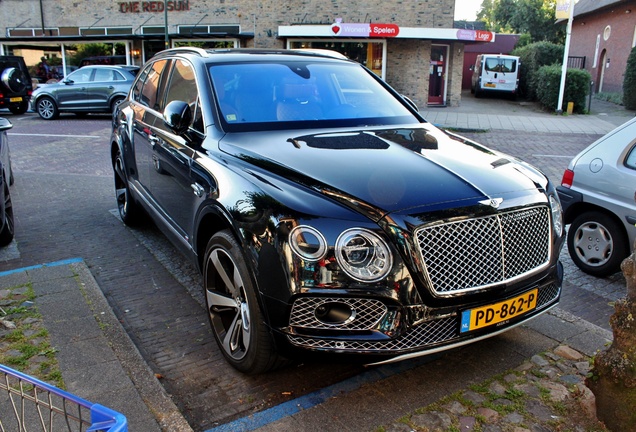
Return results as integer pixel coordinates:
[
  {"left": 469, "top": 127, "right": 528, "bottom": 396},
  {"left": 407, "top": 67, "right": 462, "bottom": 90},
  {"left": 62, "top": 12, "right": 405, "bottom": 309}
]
[{"left": 315, "top": 302, "right": 355, "bottom": 325}]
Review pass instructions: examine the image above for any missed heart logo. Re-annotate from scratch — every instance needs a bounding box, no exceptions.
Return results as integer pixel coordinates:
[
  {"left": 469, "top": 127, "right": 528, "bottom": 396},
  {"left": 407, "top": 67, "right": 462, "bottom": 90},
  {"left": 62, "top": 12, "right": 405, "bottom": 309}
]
[{"left": 332, "top": 25, "right": 341, "bottom": 35}]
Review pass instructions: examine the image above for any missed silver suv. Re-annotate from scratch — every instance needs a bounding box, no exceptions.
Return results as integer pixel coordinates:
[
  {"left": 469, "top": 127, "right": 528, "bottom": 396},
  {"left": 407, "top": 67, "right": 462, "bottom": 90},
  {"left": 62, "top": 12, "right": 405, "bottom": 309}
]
[{"left": 557, "top": 117, "right": 636, "bottom": 277}]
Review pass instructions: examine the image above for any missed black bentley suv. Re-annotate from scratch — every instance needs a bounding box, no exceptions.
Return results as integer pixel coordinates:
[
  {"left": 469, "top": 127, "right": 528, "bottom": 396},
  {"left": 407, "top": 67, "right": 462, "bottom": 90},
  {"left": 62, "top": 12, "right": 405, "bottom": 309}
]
[{"left": 110, "top": 47, "right": 565, "bottom": 374}]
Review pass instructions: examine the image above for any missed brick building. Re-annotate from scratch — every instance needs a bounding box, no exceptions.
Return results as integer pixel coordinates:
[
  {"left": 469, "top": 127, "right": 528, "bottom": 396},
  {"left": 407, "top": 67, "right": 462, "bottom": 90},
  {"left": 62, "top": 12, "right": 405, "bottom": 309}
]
[
  {"left": 568, "top": 0, "right": 636, "bottom": 94},
  {"left": 0, "top": 0, "right": 495, "bottom": 107}
]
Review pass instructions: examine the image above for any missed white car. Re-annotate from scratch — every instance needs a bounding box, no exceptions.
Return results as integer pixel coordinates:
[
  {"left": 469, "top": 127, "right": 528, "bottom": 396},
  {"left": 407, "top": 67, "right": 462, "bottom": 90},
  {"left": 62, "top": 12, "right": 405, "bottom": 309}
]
[{"left": 558, "top": 117, "right": 636, "bottom": 276}]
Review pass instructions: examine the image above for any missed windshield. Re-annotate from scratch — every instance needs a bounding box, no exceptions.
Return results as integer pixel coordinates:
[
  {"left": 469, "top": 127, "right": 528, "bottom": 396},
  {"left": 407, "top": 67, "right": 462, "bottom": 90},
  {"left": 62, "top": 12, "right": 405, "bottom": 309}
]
[
  {"left": 484, "top": 58, "right": 517, "bottom": 73},
  {"left": 209, "top": 61, "right": 418, "bottom": 131}
]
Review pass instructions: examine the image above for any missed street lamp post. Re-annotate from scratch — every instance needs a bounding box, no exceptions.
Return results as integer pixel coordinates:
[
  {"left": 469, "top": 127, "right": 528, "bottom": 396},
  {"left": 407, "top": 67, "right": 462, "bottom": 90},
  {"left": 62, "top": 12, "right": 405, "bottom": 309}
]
[{"left": 164, "top": 0, "right": 169, "bottom": 49}]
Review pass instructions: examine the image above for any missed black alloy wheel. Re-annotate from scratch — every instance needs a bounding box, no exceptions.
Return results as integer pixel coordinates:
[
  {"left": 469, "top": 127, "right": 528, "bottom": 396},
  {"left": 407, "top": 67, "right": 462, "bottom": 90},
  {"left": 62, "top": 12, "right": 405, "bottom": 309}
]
[
  {"left": 0, "top": 179, "right": 15, "bottom": 246},
  {"left": 204, "top": 230, "right": 284, "bottom": 374},
  {"left": 114, "top": 149, "right": 142, "bottom": 225}
]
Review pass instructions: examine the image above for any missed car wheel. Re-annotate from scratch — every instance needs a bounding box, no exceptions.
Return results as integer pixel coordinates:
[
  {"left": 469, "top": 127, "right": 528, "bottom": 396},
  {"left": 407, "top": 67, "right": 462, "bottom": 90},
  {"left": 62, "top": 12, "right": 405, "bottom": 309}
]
[
  {"left": 9, "top": 101, "right": 28, "bottom": 115},
  {"left": 567, "top": 211, "right": 629, "bottom": 277},
  {"left": 1, "top": 67, "right": 27, "bottom": 93},
  {"left": 113, "top": 149, "right": 142, "bottom": 225},
  {"left": 0, "top": 179, "right": 15, "bottom": 246},
  {"left": 36, "top": 97, "right": 59, "bottom": 120},
  {"left": 111, "top": 96, "right": 125, "bottom": 113},
  {"left": 204, "top": 230, "right": 284, "bottom": 374}
]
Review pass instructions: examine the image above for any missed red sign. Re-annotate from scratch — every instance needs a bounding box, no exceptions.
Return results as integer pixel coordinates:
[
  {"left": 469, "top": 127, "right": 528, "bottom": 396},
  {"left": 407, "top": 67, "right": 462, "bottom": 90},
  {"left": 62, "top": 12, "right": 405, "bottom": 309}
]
[{"left": 370, "top": 24, "right": 400, "bottom": 38}]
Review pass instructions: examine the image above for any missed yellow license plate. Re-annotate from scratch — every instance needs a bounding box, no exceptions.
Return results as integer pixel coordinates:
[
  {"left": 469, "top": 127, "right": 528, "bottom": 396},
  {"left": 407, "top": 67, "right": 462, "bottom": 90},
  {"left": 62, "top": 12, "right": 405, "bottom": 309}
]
[
  {"left": 9, "top": 97, "right": 23, "bottom": 102},
  {"left": 484, "top": 83, "right": 496, "bottom": 88},
  {"left": 460, "top": 289, "right": 538, "bottom": 333}
]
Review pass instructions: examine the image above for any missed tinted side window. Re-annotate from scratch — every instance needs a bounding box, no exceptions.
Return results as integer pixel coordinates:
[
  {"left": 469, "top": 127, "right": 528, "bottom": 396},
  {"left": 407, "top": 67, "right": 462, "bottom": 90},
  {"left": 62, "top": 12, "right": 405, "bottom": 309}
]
[
  {"left": 164, "top": 59, "right": 202, "bottom": 131},
  {"left": 69, "top": 68, "right": 93, "bottom": 83},
  {"left": 93, "top": 68, "right": 113, "bottom": 82},
  {"left": 139, "top": 60, "right": 168, "bottom": 111}
]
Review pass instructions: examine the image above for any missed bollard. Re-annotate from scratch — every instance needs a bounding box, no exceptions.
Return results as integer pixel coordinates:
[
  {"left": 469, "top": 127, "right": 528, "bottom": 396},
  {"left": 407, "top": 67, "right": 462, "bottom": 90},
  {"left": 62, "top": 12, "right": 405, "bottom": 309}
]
[
  {"left": 588, "top": 80, "right": 594, "bottom": 113},
  {"left": 567, "top": 102, "right": 574, "bottom": 115}
]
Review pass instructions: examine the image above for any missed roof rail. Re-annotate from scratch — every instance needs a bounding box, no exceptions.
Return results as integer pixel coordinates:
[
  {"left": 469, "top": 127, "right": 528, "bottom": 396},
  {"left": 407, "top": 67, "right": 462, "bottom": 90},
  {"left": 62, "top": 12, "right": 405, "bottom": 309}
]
[{"left": 156, "top": 47, "right": 209, "bottom": 57}]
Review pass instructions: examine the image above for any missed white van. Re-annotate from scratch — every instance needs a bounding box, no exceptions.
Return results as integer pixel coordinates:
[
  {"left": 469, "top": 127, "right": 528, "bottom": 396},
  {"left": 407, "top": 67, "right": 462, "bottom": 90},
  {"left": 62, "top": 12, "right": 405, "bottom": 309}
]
[{"left": 471, "top": 54, "right": 520, "bottom": 98}]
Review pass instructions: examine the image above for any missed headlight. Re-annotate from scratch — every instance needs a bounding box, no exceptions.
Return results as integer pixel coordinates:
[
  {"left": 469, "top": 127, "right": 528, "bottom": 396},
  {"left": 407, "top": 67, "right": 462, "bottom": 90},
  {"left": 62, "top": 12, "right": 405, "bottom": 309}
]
[
  {"left": 289, "top": 225, "right": 327, "bottom": 261},
  {"left": 335, "top": 228, "right": 393, "bottom": 282},
  {"left": 549, "top": 195, "right": 563, "bottom": 237}
]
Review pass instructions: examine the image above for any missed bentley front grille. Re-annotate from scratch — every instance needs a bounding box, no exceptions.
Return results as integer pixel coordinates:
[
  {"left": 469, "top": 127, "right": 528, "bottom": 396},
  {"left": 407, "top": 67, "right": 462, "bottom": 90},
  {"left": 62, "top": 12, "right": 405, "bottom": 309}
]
[{"left": 415, "top": 206, "right": 551, "bottom": 295}]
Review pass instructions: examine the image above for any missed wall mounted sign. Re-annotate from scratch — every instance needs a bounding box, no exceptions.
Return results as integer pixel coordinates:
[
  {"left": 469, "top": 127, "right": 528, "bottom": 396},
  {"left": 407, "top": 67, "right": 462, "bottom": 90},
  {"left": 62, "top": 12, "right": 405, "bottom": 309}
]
[
  {"left": 456, "top": 29, "right": 494, "bottom": 42},
  {"left": 118, "top": 1, "right": 190, "bottom": 13},
  {"left": 330, "top": 19, "right": 399, "bottom": 38}
]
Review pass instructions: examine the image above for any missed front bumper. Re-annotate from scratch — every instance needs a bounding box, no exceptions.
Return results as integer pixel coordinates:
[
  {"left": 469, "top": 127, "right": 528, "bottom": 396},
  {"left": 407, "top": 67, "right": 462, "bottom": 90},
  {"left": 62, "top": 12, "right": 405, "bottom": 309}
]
[{"left": 283, "top": 275, "right": 561, "bottom": 359}]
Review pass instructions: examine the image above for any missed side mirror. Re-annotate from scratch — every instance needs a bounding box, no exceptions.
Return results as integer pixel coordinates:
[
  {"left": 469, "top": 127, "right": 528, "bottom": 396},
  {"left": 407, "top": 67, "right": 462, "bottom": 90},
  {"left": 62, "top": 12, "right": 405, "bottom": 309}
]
[
  {"left": 401, "top": 95, "right": 419, "bottom": 112},
  {"left": 0, "top": 117, "right": 13, "bottom": 132},
  {"left": 469, "top": 65, "right": 475, "bottom": 71},
  {"left": 163, "top": 100, "right": 192, "bottom": 135},
  {"left": 63, "top": 79, "right": 73, "bottom": 85}
]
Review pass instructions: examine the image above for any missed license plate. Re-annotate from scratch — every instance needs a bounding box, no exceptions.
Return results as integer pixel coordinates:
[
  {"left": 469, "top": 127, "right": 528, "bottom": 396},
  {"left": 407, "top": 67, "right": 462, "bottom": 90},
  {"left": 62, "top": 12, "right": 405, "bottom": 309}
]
[
  {"left": 484, "top": 82, "right": 496, "bottom": 88},
  {"left": 9, "top": 97, "right": 22, "bottom": 102},
  {"left": 460, "top": 289, "right": 538, "bottom": 333}
]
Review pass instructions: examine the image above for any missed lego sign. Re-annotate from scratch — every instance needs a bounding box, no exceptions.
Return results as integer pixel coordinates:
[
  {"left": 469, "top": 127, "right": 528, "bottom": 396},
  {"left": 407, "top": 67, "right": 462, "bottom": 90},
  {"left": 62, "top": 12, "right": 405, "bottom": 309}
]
[
  {"left": 118, "top": 1, "right": 190, "bottom": 13},
  {"left": 456, "top": 29, "right": 494, "bottom": 42},
  {"left": 331, "top": 19, "right": 399, "bottom": 38}
]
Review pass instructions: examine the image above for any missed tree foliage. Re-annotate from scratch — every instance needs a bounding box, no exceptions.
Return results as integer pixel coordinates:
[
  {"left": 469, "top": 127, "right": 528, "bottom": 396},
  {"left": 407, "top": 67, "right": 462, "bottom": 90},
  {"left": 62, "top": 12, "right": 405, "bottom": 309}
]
[
  {"left": 624, "top": 47, "right": 636, "bottom": 110},
  {"left": 477, "top": 0, "right": 564, "bottom": 44}
]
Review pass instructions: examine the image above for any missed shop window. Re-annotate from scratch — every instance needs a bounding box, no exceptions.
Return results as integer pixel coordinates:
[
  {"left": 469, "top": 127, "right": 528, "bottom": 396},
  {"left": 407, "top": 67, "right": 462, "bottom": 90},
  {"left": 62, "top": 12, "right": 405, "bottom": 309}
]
[{"left": 288, "top": 40, "right": 385, "bottom": 77}]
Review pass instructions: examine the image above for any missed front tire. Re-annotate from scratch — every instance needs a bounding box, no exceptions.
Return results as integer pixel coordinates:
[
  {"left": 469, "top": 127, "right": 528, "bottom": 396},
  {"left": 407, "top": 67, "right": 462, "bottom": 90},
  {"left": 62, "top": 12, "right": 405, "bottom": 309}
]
[
  {"left": 204, "top": 230, "right": 284, "bottom": 374},
  {"left": 0, "top": 179, "right": 15, "bottom": 246},
  {"left": 36, "top": 97, "right": 59, "bottom": 120},
  {"left": 567, "top": 211, "right": 628, "bottom": 277}
]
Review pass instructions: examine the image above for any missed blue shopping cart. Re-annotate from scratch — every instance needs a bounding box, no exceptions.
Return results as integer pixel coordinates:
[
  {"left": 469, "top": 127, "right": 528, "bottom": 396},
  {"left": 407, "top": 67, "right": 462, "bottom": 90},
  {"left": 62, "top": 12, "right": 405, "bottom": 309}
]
[{"left": 0, "top": 364, "right": 127, "bottom": 432}]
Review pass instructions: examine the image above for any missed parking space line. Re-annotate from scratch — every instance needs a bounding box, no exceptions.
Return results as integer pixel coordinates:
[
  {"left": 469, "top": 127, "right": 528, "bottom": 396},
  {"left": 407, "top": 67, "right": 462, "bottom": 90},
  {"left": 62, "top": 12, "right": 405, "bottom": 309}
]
[
  {"left": 0, "top": 257, "right": 83, "bottom": 276},
  {"left": 205, "top": 355, "right": 437, "bottom": 432},
  {"left": 9, "top": 133, "right": 101, "bottom": 138}
]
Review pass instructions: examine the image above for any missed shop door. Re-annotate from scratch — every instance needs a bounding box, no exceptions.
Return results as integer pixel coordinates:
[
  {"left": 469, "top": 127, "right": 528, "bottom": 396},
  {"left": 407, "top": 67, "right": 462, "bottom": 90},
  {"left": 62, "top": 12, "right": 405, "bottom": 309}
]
[{"left": 428, "top": 45, "right": 447, "bottom": 105}]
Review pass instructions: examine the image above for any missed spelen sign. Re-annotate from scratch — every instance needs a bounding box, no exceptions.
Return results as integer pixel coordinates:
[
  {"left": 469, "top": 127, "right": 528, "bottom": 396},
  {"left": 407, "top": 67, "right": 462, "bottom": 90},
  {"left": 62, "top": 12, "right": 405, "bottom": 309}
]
[{"left": 331, "top": 19, "right": 399, "bottom": 38}]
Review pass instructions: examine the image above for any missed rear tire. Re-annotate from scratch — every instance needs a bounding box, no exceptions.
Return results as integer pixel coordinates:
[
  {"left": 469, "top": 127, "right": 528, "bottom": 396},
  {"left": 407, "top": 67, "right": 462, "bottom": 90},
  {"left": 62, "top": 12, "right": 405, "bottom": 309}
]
[
  {"left": 0, "top": 178, "right": 15, "bottom": 246},
  {"left": 111, "top": 96, "right": 125, "bottom": 113},
  {"left": 113, "top": 148, "right": 143, "bottom": 225},
  {"left": 9, "top": 101, "right": 28, "bottom": 115},
  {"left": 567, "top": 211, "right": 628, "bottom": 277}
]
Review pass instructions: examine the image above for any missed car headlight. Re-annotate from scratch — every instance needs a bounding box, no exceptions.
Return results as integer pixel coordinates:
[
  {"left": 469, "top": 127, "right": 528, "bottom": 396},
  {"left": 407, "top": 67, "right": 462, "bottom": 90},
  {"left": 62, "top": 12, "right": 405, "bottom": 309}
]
[
  {"left": 549, "top": 195, "right": 563, "bottom": 237},
  {"left": 289, "top": 225, "right": 328, "bottom": 261},
  {"left": 335, "top": 228, "right": 393, "bottom": 282}
]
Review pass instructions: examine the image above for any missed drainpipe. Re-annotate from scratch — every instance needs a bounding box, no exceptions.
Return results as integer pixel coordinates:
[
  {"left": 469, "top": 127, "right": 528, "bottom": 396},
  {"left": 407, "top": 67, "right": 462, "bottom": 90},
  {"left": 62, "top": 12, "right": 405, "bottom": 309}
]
[{"left": 40, "top": 0, "right": 45, "bottom": 34}]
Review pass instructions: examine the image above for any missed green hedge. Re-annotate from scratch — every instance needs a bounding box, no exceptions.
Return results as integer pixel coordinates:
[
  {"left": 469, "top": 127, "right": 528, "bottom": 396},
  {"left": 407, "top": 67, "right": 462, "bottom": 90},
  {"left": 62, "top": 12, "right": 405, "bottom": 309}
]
[
  {"left": 512, "top": 41, "right": 564, "bottom": 100},
  {"left": 535, "top": 64, "right": 591, "bottom": 113},
  {"left": 624, "top": 47, "right": 636, "bottom": 110}
]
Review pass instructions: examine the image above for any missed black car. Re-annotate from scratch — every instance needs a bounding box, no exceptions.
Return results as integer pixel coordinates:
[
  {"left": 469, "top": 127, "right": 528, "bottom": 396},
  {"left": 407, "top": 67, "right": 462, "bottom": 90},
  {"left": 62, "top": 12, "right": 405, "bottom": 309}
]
[
  {"left": 0, "top": 55, "right": 33, "bottom": 115},
  {"left": 111, "top": 48, "right": 565, "bottom": 374},
  {"left": 0, "top": 117, "right": 14, "bottom": 246}
]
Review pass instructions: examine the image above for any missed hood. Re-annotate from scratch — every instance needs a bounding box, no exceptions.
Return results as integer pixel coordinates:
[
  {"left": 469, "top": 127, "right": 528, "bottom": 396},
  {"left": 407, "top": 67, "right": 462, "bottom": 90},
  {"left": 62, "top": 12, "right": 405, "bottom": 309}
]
[{"left": 219, "top": 126, "right": 547, "bottom": 218}]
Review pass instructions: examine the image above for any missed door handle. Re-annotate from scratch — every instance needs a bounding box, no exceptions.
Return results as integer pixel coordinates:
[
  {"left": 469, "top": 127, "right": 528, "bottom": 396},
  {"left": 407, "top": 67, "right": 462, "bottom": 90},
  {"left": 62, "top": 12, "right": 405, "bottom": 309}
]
[{"left": 191, "top": 183, "right": 205, "bottom": 197}]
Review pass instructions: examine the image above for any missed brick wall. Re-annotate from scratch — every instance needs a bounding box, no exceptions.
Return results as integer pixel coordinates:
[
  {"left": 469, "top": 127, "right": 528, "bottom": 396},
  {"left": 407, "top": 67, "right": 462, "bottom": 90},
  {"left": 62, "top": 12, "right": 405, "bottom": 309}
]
[{"left": 569, "top": 1, "right": 636, "bottom": 94}]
